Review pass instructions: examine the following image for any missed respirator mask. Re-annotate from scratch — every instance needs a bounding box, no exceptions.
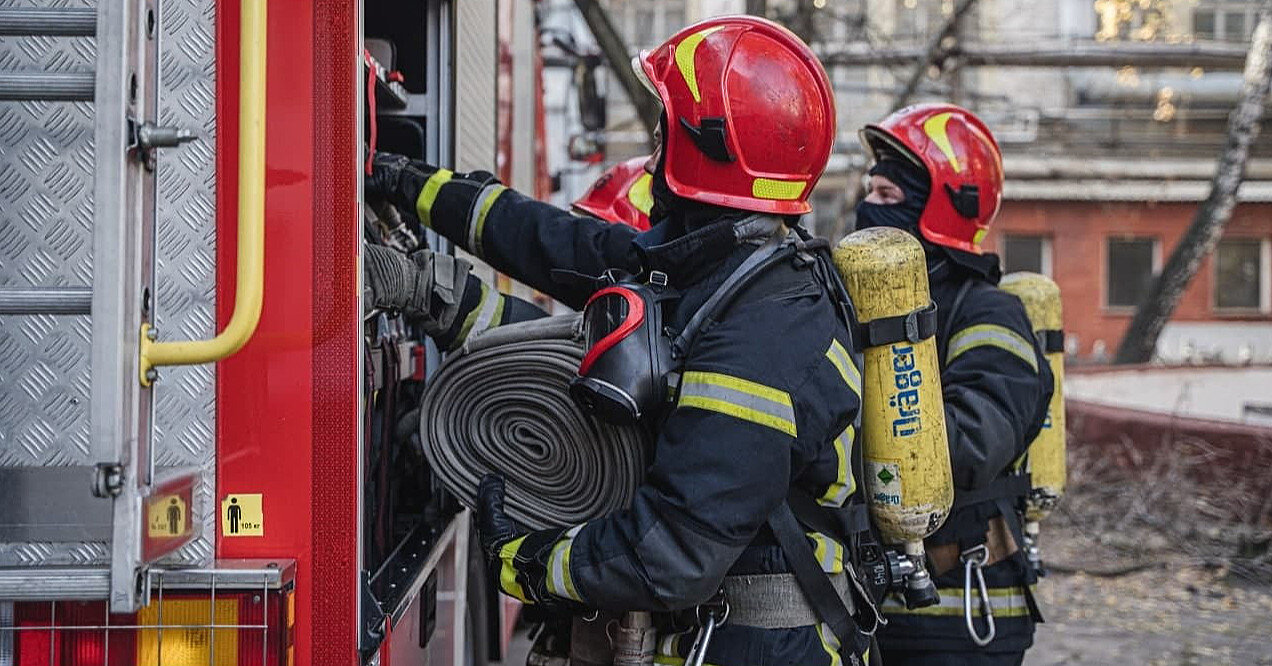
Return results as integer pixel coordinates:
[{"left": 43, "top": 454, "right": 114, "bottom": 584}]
[{"left": 569, "top": 270, "right": 676, "bottom": 425}]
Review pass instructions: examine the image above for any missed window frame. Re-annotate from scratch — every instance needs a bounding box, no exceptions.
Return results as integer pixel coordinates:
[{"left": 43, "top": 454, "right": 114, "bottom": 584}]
[
  {"left": 1212, "top": 237, "right": 1272, "bottom": 315},
  {"left": 1103, "top": 236, "right": 1161, "bottom": 312}
]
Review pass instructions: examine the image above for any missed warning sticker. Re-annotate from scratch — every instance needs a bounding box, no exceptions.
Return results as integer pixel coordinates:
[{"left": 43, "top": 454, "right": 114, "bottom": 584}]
[
  {"left": 221, "top": 494, "right": 264, "bottom": 537},
  {"left": 147, "top": 495, "right": 189, "bottom": 538},
  {"left": 866, "top": 461, "right": 902, "bottom": 507}
]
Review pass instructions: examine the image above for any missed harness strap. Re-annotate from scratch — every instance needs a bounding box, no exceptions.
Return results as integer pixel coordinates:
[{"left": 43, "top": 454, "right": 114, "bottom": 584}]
[
  {"left": 1038, "top": 329, "right": 1064, "bottom": 354},
  {"left": 951, "top": 475, "right": 1032, "bottom": 510},
  {"left": 788, "top": 487, "right": 872, "bottom": 539},
  {"left": 938, "top": 279, "right": 977, "bottom": 360},
  {"left": 671, "top": 229, "right": 793, "bottom": 358},
  {"left": 768, "top": 503, "right": 858, "bottom": 651},
  {"left": 856, "top": 302, "right": 938, "bottom": 347}
]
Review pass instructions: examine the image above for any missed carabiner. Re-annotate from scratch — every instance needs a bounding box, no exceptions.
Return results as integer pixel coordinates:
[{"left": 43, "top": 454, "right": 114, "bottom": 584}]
[{"left": 961, "top": 544, "right": 996, "bottom": 647}]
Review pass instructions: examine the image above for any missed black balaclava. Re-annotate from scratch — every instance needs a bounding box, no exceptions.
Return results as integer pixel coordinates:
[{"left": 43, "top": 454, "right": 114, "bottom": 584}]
[
  {"left": 854, "top": 148, "right": 1000, "bottom": 281},
  {"left": 854, "top": 151, "right": 930, "bottom": 237}
]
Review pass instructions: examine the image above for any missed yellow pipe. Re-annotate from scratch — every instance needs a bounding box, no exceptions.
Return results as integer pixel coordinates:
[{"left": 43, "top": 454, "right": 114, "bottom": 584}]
[{"left": 140, "top": 0, "right": 266, "bottom": 386}]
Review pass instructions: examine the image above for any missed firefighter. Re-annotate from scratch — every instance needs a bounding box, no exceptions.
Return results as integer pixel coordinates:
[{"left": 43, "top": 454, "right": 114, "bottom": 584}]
[
  {"left": 362, "top": 155, "right": 654, "bottom": 344},
  {"left": 855, "top": 104, "right": 1053, "bottom": 665},
  {"left": 367, "top": 16, "right": 879, "bottom": 664}
]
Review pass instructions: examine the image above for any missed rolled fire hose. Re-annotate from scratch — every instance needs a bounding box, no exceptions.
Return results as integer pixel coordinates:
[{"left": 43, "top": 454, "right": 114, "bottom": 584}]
[{"left": 419, "top": 314, "right": 651, "bottom": 530}]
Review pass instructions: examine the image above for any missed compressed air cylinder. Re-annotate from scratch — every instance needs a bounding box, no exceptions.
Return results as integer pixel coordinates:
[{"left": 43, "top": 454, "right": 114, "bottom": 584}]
[
  {"left": 1000, "top": 272, "right": 1067, "bottom": 523},
  {"left": 833, "top": 227, "right": 953, "bottom": 546}
]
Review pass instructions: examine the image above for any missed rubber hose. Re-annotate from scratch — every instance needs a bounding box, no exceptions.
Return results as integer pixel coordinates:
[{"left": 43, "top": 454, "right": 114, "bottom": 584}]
[{"left": 419, "top": 314, "right": 651, "bottom": 530}]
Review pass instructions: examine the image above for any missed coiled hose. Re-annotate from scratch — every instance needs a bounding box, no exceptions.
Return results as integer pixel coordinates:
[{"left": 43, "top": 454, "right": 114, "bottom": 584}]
[{"left": 419, "top": 314, "right": 651, "bottom": 530}]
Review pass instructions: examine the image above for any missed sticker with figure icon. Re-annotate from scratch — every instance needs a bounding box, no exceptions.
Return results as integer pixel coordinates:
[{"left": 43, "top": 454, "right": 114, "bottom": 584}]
[{"left": 221, "top": 493, "right": 264, "bottom": 536}]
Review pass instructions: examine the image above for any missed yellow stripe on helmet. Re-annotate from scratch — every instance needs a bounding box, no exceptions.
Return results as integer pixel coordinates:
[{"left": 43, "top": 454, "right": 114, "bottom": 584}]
[
  {"left": 674, "top": 26, "right": 725, "bottom": 103},
  {"left": 627, "top": 173, "right": 654, "bottom": 216},
  {"left": 922, "top": 112, "right": 962, "bottom": 174},
  {"left": 752, "top": 177, "right": 806, "bottom": 201}
]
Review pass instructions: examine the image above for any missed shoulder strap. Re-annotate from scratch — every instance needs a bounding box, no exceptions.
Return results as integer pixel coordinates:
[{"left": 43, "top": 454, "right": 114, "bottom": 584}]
[
  {"left": 938, "top": 278, "right": 977, "bottom": 360},
  {"left": 670, "top": 229, "right": 794, "bottom": 358},
  {"left": 951, "top": 474, "right": 1031, "bottom": 510}
]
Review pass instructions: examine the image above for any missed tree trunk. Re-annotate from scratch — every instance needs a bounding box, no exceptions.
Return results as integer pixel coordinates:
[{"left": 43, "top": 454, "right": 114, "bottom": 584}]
[
  {"left": 572, "top": 0, "right": 660, "bottom": 142},
  {"left": 1114, "top": 5, "right": 1272, "bottom": 365}
]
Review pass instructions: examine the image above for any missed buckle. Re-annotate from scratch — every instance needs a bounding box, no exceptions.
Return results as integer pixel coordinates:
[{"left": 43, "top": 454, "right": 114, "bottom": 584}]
[{"left": 904, "top": 309, "right": 921, "bottom": 343}]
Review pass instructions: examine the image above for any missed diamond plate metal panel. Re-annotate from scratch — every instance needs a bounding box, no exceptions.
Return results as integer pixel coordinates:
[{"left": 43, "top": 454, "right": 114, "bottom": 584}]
[
  {"left": 0, "top": 0, "right": 217, "bottom": 568},
  {"left": 151, "top": 0, "right": 217, "bottom": 566}
]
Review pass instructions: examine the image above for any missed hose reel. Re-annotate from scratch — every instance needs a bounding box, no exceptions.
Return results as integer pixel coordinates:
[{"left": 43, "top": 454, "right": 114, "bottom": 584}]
[{"left": 419, "top": 314, "right": 651, "bottom": 531}]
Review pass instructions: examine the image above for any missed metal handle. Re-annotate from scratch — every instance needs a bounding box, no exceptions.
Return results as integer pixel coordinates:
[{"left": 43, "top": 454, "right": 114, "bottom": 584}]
[{"left": 138, "top": 0, "right": 266, "bottom": 386}]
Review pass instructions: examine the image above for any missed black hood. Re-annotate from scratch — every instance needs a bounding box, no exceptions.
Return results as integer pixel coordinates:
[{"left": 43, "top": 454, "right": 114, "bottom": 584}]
[{"left": 854, "top": 154, "right": 1000, "bottom": 282}]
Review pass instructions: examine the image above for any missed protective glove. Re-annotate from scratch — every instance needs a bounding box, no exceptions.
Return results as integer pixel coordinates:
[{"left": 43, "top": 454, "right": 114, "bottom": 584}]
[
  {"left": 365, "top": 152, "right": 440, "bottom": 218},
  {"left": 363, "top": 244, "right": 473, "bottom": 335},
  {"left": 475, "top": 474, "right": 583, "bottom": 611}
]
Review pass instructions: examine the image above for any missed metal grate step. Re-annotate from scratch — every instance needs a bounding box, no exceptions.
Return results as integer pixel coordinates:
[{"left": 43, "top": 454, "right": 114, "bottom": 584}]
[
  {"left": 0, "top": 7, "right": 96, "bottom": 36},
  {"left": 0, "top": 287, "right": 93, "bottom": 315},
  {"left": 0, "top": 71, "right": 95, "bottom": 101}
]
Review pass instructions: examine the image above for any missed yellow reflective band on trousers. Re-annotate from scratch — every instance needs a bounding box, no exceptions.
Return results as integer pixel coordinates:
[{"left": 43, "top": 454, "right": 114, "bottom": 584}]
[
  {"left": 545, "top": 536, "right": 583, "bottom": 602},
  {"left": 414, "top": 168, "right": 454, "bottom": 229},
  {"left": 881, "top": 586, "right": 1033, "bottom": 618},
  {"left": 468, "top": 183, "right": 508, "bottom": 258},
  {"left": 678, "top": 371, "right": 797, "bottom": 437},
  {"left": 455, "top": 283, "right": 505, "bottom": 348},
  {"left": 674, "top": 26, "right": 726, "bottom": 103},
  {"left": 818, "top": 424, "right": 856, "bottom": 507},
  {"left": 825, "top": 338, "right": 861, "bottom": 396},
  {"left": 816, "top": 622, "right": 843, "bottom": 666},
  {"left": 946, "top": 324, "right": 1039, "bottom": 373},
  {"left": 497, "top": 535, "right": 530, "bottom": 603}
]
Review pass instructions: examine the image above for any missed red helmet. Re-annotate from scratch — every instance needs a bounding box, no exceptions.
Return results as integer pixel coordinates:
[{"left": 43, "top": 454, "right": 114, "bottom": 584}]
[
  {"left": 860, "top": 104, "right": 1004, "bottom": 254},
  {"left": 635, "top": 16, "right": 835, "bottom": 215},
  {"left": 572, "top": 157, "right": 654, "bottom": 231}
]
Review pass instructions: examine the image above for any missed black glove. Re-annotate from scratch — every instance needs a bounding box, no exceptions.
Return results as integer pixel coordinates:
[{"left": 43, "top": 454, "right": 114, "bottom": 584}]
[
  {"left": 366, "top": 152, "right": 441, "bottom": 219},
  {"left": 475, "top": 474, "right": 584, "bottom": 611}
]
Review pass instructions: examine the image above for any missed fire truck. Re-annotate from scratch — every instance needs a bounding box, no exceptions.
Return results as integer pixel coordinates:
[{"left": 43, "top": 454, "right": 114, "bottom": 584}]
[{"left": 0, "top": 0, "right": 548, "bottom": 662}]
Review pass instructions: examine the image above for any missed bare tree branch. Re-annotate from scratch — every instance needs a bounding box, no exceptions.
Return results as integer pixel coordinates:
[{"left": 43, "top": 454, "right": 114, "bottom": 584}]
[{"left": 1115, "top": 4, "right": 1272, "bottom": 364}]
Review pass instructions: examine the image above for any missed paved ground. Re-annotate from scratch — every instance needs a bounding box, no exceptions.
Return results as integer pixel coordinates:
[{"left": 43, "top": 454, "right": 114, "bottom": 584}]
[
  {"left": 1025, "top": 564, "right": 1272, "bottom": 666},
  {"left": 498, "top": 532, "right": 1272, "bottom": 666}
]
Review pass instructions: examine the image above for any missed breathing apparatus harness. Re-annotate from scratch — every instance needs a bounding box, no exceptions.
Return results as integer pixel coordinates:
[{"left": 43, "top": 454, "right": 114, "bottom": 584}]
[
  {"left": 570, "top": 218, "right": 896, "bottom": 659},
  {"left": 931, "top": 278, "right": 1044, "bottom": 647}
]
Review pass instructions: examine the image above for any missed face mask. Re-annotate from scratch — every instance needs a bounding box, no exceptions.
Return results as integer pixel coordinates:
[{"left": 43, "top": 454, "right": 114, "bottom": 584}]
[
  {"left": 854, "top": 199, "right": 922, "bottom": 234},
  {"left": 570, "top": 271, "right": 675, "bottom": 425},
  {"left": 854, "top": 157, "right": 931, "bottom": 234}
]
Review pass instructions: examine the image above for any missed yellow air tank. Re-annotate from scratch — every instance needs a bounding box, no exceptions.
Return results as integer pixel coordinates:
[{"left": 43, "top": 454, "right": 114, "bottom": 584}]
[
  {"left": 1000, "top": 271, "right": 1067, "bottom": 570},
  {"left": 834, "top": 226, "right": 953, "bottom": 607}
]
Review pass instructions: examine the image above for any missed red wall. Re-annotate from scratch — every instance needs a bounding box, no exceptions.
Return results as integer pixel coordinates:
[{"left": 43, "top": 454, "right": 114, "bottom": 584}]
[{"left": 986, "top": 200, "right": 1272, "bottom": 358}]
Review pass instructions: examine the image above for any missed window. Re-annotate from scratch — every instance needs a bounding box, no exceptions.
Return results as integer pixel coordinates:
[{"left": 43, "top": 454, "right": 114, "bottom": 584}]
[
  {"left": 1106, "top": 238, "right": 1158, "bottom": 309},
  {"left": 1001, "top": 235, "right": 1052, "bottom": 277},
  {"left": 1214, "top": 238, "right": 1268, "bottom": 311},
  {"left": 1224, "top": 10, "right": 1248, "bottom": 41},
  {"left": 1191, "top": 2, "right": 1257, "bottom": 42},
  {"left": 1193, "top": 9, "right": 1217, "bottom": 39}
]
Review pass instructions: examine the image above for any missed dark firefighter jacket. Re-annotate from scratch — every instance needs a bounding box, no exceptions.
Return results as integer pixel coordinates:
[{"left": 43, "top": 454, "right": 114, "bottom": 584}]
[
  {"left": 414, "top": 167, "right": 873, "bottom": 663},
  {"left": 878, "top": 256, "right": 1054, "bottom": 655}
]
